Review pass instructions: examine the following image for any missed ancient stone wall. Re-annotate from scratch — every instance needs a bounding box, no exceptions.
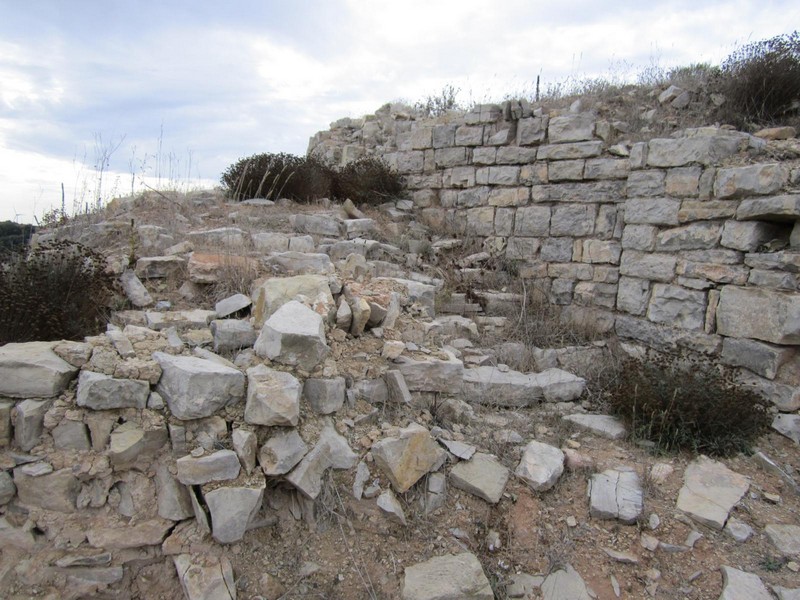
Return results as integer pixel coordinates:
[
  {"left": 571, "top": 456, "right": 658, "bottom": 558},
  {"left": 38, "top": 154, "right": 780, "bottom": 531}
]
[{"left": 309, "top": 103, "right": 800, "bottom": 402}]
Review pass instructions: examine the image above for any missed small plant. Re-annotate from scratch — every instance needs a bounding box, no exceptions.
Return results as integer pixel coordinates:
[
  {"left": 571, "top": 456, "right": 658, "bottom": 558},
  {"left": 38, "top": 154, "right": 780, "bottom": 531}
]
[
  {"left": 714, "top": 31, "right": 800, "bottom": 126},
  {"left": 760, "top": 554, "right": 788, "bottom": 572},
  {"left": 607, "top": 350, "right": 770, "bottom": 456},
  {"left": 333, "top": 157, "right": 403, "bottom": 205},
  {"left": 0, "top": 240, "right": 115, "bottom": 344}
]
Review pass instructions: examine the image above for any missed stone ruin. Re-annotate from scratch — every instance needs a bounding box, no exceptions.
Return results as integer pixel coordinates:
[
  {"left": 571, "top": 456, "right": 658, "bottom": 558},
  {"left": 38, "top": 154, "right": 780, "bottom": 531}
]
[{"left": 0, "top": 99, "right": 798, "bottom": 599}]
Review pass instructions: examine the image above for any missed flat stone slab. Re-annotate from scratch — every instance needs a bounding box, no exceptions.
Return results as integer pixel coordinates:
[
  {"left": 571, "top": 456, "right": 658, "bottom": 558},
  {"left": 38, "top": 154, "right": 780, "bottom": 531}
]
[
  {"left": 177, "top": 450, "right": 241, "bottom": 486},
  {"left": 214, "top": 293, "right": 251, "bottom": 318},
  {"left": 588, "top": 466, "right": 643, "bottom": 524},
  {"left": 285, "top": 426, "right": 357, "bottom": 499},
  {"left": 719, "top": 566, "right": 772, "bottom": 600},
  {"left": 716, "top": 286, "right": 800, "bottom": 345},
  {"left": 562, "top": 414, "right": 626, "bottom": 440},
  {"left": 764, "top": 523, "right": 800, "bottom": 556},
  {"left": 462, "top": 367, "right": 585, "bottom": 406},
  {"left": 173, "top": 554, "right": 236, "bottom": 600},
  {"left": 0, "top": 341, "right": 78, "bottom": 398},
  {"left": 449, "top": 452, "right": 510, "bottom": 504},
  {"left": 541, "top": 565, "right": 592, "bottom": 600},
  {"left": 401, "top": 552, "right": 493, "bottom": 600},
  {"left": 76, "top": 371, "right": 150, "bottom": 410},
  {"left": 259, "top": 429, "right": 308, "bottom": 476},
  {"left": 515, "top": 441, "right": 564, "bottom": 492},
  {"left": 676, "top": 456, "right": 749, "bottom": 529}
]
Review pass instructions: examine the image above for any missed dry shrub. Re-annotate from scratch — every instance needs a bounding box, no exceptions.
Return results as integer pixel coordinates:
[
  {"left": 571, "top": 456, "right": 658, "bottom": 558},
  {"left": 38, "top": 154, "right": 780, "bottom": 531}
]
[
  {"left": 333, "top": 157, "right": 403, "bottom": 205},
  {"left": 221, "top": 152, "right": 334, "bottom": 202},
  {"left": 714, "top": 31, "right": 800, "bottom": 127},
  {"left": 0, "top": 240, "right": 114, "bottom": 343},
  {"left": 608, "top": 350, "right": 770, "bottom": 456}
]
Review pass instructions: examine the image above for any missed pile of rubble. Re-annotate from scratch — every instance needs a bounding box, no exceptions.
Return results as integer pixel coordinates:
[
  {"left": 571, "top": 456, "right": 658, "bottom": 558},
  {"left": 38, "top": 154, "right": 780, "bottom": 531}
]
[{"left": 0, "top": 195, "right": 798, "bottom": 599}]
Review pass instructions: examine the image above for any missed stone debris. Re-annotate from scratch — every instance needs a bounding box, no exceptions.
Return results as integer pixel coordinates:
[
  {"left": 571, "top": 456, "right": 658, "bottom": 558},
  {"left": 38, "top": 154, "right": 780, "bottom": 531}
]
[
  {"left": 401, "top": 552, "right": 493, "bottom": 599},
  {"left": 177, "top": 450, "right": 241, "bottom": 486},
  {"left": 541, "top": 564, "right": 592, "bottom": 600},
  {"left": 676, "top": 455, "right": 749, "bottom": 529},
  {"left": 515, "top": 440, "right": 565, "bottom": 492},
  {"left": 589, "top": 466, "right": 644, "bottom": 524},
  {"left": 231, "top": 428, "right": 258, "bottom": 474},
  {"left": 449, "top": 452, "right": 510, "bottom": 504},
  {"left": 245, "top": 365, "right": 301, "bottom": 426},
  {"left": 259, "top": 429, "right": 309, "bottom": 476},
  {"left": 371, "top": 423, "right": 445, "bottom": 493},
  {"left": 76, "top": 370, "right": 150, "bottom": 410},
  {"left": 377, "top": 488, "right": 407, "bottom": 525},
  {"left": 214, "top": 293, "right": 251, "bottom": 318},
  {"left": 304, "top": 376, "right": 346, "bottom": 414},
  {"left": 462, "top": 366, "right": 585, "bottom": 406},
  {"left": 285, "top": 426, "right": 357, "bottom": 499}
]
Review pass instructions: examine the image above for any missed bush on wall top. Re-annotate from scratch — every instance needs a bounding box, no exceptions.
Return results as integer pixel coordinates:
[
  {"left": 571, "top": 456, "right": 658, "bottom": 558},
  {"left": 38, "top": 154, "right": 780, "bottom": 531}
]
[
  {"left": 220, "top": 153, "right": 402, "bottom": 205},
  {"left": 714, "top": 31, "right": 800, "bottom": 127}
]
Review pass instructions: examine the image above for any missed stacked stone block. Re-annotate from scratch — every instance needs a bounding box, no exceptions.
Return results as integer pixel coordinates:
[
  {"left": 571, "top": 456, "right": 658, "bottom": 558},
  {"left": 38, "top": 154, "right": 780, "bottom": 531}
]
[{"left": 310, "top": 103, "right": 800, "bottom": 407}]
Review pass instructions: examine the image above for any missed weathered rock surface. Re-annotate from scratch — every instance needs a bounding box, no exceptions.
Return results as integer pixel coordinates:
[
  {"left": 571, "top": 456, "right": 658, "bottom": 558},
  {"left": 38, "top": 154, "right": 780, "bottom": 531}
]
[
  {"left": 304, "top": 377, "right": 346, "bottom": 414},
  {"left": 211, "top": 319, "right": 257, "bottom": 353},
  {"left": 462, "top": 366, "right": 585, "bottom": 405},
  {"left": 396, "top": 351, "right": 464, "bottom": 393},
  {"left": 716, "top": 286, "right": 800, "bottom": 345},
  {"left": 0, "top": 471, "right": 16, "bottom": 505},
  {"left": 253, "top": 300, "right": 329, "bottom": 370},
  {"left": 285, "top": 426, "right": 357, "bottom": 499},
  {"left": 214, "top": 293, "right": 251, "bottom": 318},
  {"left": 449, "top": 452, "right": 510, "bottom": 504},
  {"left": 245, "top": 365, "right": 301, "bottom": 426},
  {"left": 401, "top": 552, "right": 493, "bottom": 600},
  {"left": 0, "top": 341, "right": 78, "bottom": 398},
  {"left": 764, "top": 523, "right": 800, "bottom": 556},
  {"left": 515, "top": 441, "right": 565, "bottom": 491},
  {"left": 772, "top": 414, "right": 800, "bottom": 444},
  {"left": 87, "top": 518, "right": 172, "bottom": 550},
  {"left": 563, "top": 413, "right": 627, "bottom": 439},
  {"left": 588, "top": 466, "right": 643, "bottom": 524},
  {"left": 719, "top": 566, "right": 772, "bottom": 600},
  {"left": 120, "top": 269, "right": 154, "bottom": 307},
  {"left": 76, "top": 370, "right": 150, "bottom": 410},
  {"left": 173, "top": 553, "right": 237, "bottom": 600},
  {"left": 13, "top": 467, "right": 80, "bottom": 512},
  {"left": 204, "top": 475, "right": 266, "bottom": 544},
  {"left": 541, "top": 565, "right": 592, "bottom": 600},
  {"left": 676, "top": 456, "right": 749, "bottom": 529},
  {"left": 14, "top": 398, "right": 51, "bottom": 451},
  {"left": 372, "top": 424, "right": 445, "bottom": 493},
  {"left": 251, "top": 274, "right": 335, "bottom": 327},
  {"left": 377, "top": 489, "right": 407, "bottom": 525},
  {"left": 154, "top": 352, "right": 246, "bottom": 420},
  {"left": 232, "top": 428, "right": 258, "bottom": 474},
  {"left": 260, "top": 429, "right": 308, "bottom": 476},
  {"left": 177, "top": 450, "right": 241, "bottom": 485},
  {"left": 155, "top": 463, "right": 195, "bottom": 521}
]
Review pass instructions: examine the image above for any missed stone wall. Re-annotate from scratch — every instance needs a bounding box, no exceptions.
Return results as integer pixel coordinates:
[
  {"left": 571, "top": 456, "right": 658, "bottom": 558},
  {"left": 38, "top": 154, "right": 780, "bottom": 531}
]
[{"left": 309, "top": 103, "right": 800, "bottom": 404}]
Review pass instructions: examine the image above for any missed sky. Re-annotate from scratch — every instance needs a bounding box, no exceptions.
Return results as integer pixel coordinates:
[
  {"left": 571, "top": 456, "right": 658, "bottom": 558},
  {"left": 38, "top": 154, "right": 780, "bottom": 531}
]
[{"left": 0, "top": 1, "right": 797, "bottom": 224}]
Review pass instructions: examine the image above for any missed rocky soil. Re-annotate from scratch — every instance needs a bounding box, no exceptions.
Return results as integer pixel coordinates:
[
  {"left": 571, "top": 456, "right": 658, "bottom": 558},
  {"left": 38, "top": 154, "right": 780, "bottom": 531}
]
[{"left": 0, "top": 190, "right": 798, "bottom": 600}]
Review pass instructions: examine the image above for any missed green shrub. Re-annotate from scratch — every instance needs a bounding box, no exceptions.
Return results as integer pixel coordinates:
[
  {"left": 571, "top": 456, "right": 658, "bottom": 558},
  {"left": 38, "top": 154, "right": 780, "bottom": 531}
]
[
  {"left": 608, "top": 351, "right": 770, "bottom": 456},
  {"left": 220, "top": 152, "right": 334, "bottom": 202},
  {"left": 0, "top": 240, "right": 114, "bottom": 344},
  {"left": 714, "top": 31, "right": 800, "bottom": 126},
  {"left": 332, "top": 157, "right": 403, "bottom": 204},
  {"left": 0, "top": 221, "right": 35, "bottom": 251}
]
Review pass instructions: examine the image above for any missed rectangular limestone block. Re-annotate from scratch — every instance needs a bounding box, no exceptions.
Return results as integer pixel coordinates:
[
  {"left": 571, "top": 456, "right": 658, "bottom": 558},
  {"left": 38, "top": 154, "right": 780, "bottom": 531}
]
[
  {"left": 619, "top": 250, "right": 677, "bottom": 282},
  {"left": 720, "top": 337, "right": 794, "bottom": 379},
  {"left": 717, "top": 286, "right": 800, "bottom": 344},
  {"left": 537, "top": 141, "right": 603, "bottom": 160},
  {"left": 548, "top": 160, "right": 585, "bottom": 182},
  {"left": 627, "top": 170, "right": 665, "bottom": 197},
  {"left": 547, "top": 113, "right": 596, "bottom": 143},
  {"left": 496, "top": 146, "right": 539, "bottom": 164},
  {"left": 647, "top": 136, "right": 742, "bottom": 167},
  {"left": 720, "top": 221, "right": 788, "bottom": 252},
  {"left": 665, "top": 166, "right": 702, "bottom": 197},
  {"left": 736, "top": 194, "right": 800, "bottom": 222},
  {"left": 584, "top": 158, "right": 630, "bottom": 180},
  {"left": 489, "top": 187, "right": 529, "bottom": 207},
  {"left": 514, "top": 206, "right": 551, "bottom": 237},
  {"left": 624, "top": 197, "right": 680, "bottom": 226},
  {"left": 617, "top": 277, "right": 651, "bottom": 315},
  {"left": 434, "top": 147, "right": 468, "bottom": 168},
  {"left": 647, "top": 284, "right": 707, "bottom": 330},
  {"left": 714, "top": 163, "right": 788, "bottom": 198},
  {"left": 455, "top": 125, "right": 484, "bottom": 146},
  {"left": 550, "top": 204, "right": 597, "bottom": 236}
]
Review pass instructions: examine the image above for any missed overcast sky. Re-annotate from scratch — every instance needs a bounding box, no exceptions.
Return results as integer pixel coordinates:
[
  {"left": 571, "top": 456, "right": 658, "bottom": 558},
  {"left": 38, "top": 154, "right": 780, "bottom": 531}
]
[{"left": 1, "top": 1, "right": 797, "bottom": 223}]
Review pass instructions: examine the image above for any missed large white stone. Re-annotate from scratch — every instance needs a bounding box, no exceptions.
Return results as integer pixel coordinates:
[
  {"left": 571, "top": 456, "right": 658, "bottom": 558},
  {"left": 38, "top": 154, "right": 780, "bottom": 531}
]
[
  {"left": 173, "top": 554, "right": 236, "bottom": 600},
  {"left": 588, "top": 467, "right": 643, "bottom": 524},
  {"left": 253, "top": 301, "right": 329, "bottom": 371},
  {"left": 462, "top": 367, "right": 585, "bottom": 406},
  {"left": 676, "top": 456, "right": 749, "bottom": 529},
  {"left": 719, "top": 566, "right": 772, "bottom": 600},
  {"left": 396, "top": 350, "right": 464, "bottom": 393},
  {"left": 251, "top": 274, "right": 335, "bottom": 327},
  {"left": 0, "top": 341, "right": 78, "bottom": 398},
  {"left": 285, "top": 426, "right": 357, "bottom": 499},
  {"left": 204, "top": 475, "right": 265, "bottom": 544},
  {"left": 450, "top": 452, "right": 510, "bottom": 504},
  {"left": 515, "top": 441, "right": 565, "bottom": 491},
  {"left": 177, "top": 450, "right": 241, "bottom": 485},
  {"left": 76, "top": 371, "right": 150, "bottom": 410},
  {"left": 372, "top": 423, "right": 445, "bottom": 493},
  {"left": 717, "top": 287, "right": 800, "bottom": 345},
  {"left": 154, "top": 352, "right": 245, "bottom": 420}
]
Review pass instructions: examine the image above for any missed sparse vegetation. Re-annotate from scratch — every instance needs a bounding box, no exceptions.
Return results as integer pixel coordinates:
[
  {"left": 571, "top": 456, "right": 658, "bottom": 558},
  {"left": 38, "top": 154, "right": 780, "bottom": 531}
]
[
  {"left": 413, "top": 84, "right": 465, "bottom": 117},
  {"left": 0, "top": 240, "right": 115, "bottom": 344},
  {"left": 608, "top": 351, "right": 771, "bottom": 456}
]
